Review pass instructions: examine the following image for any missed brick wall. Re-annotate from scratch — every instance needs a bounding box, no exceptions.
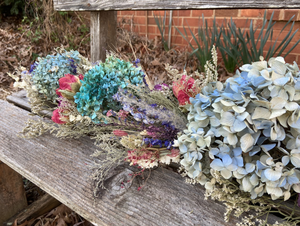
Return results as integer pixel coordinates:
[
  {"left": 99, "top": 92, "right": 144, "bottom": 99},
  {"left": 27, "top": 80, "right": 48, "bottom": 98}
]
[{"left": 117, "top": 9, "right": 300, "bottom": 64}]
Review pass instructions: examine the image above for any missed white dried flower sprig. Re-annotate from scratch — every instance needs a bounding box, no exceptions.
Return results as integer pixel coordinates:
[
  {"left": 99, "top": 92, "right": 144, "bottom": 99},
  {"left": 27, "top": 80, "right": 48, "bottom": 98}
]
[{"left": 204, "top": 45, "right": 218, "bottom": 86}]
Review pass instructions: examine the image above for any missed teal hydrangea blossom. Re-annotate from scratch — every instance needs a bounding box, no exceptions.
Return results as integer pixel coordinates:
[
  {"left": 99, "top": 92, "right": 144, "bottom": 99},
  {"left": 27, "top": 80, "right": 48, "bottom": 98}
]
[
  {"left": 74, "top": 55, "right": 144, "bottom": 123},
  {"left": 31, "top": 50, "right": 81, "bottom": 103}
]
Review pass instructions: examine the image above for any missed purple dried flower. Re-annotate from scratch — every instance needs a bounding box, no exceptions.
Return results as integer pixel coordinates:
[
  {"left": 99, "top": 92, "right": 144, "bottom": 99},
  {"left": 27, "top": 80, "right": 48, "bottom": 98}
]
[
  {"left": 154, "top": 83, "right": 169, "bottom": 91},
  {"left": 151, "top": 139, "right": 162, "bottom": 147},
  {"left": 29, "top": 62, "right": 38, "bottom": 73},
  {"left": 133, "top": 59, "right": 140, "bottom": 67}
]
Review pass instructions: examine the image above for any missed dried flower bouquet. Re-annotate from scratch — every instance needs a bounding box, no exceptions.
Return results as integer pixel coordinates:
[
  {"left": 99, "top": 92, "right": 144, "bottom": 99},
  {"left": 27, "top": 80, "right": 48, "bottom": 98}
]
[{"left": 10, "top": 46, "right": 300, "bottom": 225}]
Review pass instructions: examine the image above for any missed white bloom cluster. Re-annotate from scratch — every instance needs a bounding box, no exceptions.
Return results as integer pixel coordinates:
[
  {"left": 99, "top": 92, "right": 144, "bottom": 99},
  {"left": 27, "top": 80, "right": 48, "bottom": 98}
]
[{"left": 175, "top": 57, "right": 300, "bottom": 201}]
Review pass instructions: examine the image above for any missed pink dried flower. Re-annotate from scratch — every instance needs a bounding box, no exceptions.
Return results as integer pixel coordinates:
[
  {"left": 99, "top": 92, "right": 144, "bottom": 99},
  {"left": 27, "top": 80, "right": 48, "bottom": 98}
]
[
  {"left": 106, "top": 109, "right": 113, "bottom": 117},
  {"left": 118, "top": 110, "right": 129, "bottom": 119},
  {"left": 56, "top": 74, "right": 82, "bottom": 100},
  {"left": 51, "top": 109, "right": 69, "bottom": 124},
  {"left": 147, "top": 131, "right": 156, "bottom": 136},
  {"left": 78, "top": 74, "right": 84, "bottom": 80},
  {"left": 113, "top": 130, "right": 128, "bottom": 137},
  {"left": 167, "top": 149, "right": 180, "bottom": 157},
  {"left": 172, "top": 75, "right": 200, "bottom": 105}
]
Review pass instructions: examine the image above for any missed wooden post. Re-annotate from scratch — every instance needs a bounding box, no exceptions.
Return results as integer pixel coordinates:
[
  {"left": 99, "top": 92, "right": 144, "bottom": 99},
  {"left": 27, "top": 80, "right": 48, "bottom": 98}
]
[
  {"left": 90, "top": 11, "right": 117, "bottom": 62},
  {"left": 0, "top": 162, "right": 27, "bottom": 224}
]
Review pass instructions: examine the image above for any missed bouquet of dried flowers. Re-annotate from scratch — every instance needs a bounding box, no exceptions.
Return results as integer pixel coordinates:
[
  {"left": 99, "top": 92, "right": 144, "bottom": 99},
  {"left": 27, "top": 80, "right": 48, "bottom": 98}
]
[{"left": 11, "top": 46, "right": 300, "bottom": 225}]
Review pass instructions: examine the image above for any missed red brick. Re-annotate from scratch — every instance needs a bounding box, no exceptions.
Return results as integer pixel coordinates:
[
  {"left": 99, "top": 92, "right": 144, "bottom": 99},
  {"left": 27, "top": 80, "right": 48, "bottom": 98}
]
[
  {"left": 288, "top": 42, "right": 300, "bottom": 55},
  {"left": 134, "top": 25, "right": 147, "bottom": 34},
  {"left": 210, "top": 18, "right": 227, "bottom": 27},
  {"left": 267, "top": 9, "right": 282, "bottom": 21},
  {"left": 256, "top": 40, "right": 273, "bottom": 53},
  {"left": 134, "top": 16, "right": 146, "bottom": 25},
  {"left": 174, "top": 35, "right": 187, "bottom": 45},
  {"left": 122, "top": 10, "right": 135, "bottom": 15},
  {"left": 148, "top": 34, "right": 159, "bottom": 40},
  {"left": 284, "top": 9, "right": 299, "bottom": 21},
  {"left": 272, "top": 21, "right": 300, "bottom": 31},
  {"left": 215, "top": 9, "right": 239, "bottom": 18},
  {"left": 296, "top": 56, "right": 300, "bottom": 65},
  {"left": 253, "top": 29, "right": 268, "bottom": 40},
  {"left": 191, "top": 10, "right": 214, "bottom": 18},
  {"left": 150, "top": 15, "right": 177, "bottom": 26},
  {"left": 271, "top": 29, "right": 300, "bottom": 42},
  {"left": 147, "top": 25, "right": 158, "bottom": 34},
  {"left": 170, "top": 17, "right": 183, "bottom": 27},
  {"left": 172, "top": 10, "right": 191, "bottom": 17},
  {"left": 233, "top": 19, "right": 251, "bottom": 28},
  {"left": 282, "top": 53, "right": 297, "bottom": 63},
  {"left": 240, "top": 9, "right": 265, "bottom": 18},
  {"left": 135, "top": 11, "right": 146, "bottom": 16},
  {"left": 254, "top": 19, "right": 266, "bottom": 29},
  {"left": 172, "top": 36, "right": 185, "bottom": 46},
  {"left": 152, "top": 10, "right": 169, "bottom": 16},
  {"left": 174, "top": 27, "right": 190, "bottom": 37},
  {"left": 148, "top": 16, "right": 179, "bottom": 28},
  {"left": 133, "top": 26, "right": 139, "bottom": 33},
  {"left": 183, "top": 18, "right": 202, "bottom": 27},
  {"left": 138, "top": 25, "right": 147, "bottom": 33},
  {"left": 118, "top": 11, "right": 127, "bottom": 16},
  {"left": 122, "top": 24, "right": 130, "bottom": 31},
  {"left": 148, "top": 18, "right": 156, "bottom": 26}
]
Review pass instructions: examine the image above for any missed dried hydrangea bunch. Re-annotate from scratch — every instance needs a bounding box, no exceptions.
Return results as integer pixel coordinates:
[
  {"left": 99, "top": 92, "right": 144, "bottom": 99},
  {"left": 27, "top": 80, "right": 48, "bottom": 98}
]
[
  {"left": 74, "top": 55, "right": 144, "bottom": 123},
  {"left": 175, "top": 56, "right": 300, "bottom": 201},
  {"left": 30, "top": 50, "right": 88, "bottom": 103}
]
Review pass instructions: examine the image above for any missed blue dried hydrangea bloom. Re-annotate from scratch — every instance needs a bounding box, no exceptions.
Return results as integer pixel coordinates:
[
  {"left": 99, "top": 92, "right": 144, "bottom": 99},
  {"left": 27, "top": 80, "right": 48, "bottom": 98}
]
[
  {"left": 175, "top": 57, "right": 300, "bottom": 200},
  {"left": 30, "top": 50, "right": 81, "bottom": 103},
  {"left": 74, "top": 56, "right": 144, "bottom": 123}
]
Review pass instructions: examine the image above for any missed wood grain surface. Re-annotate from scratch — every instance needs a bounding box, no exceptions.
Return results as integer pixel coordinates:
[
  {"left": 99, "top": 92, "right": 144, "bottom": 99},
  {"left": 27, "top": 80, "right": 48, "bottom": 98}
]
[
  {"left": 53, "top": 0, "right": 300, "bottom": 11},
  {"left": 0, "top": 162, "right": 27, "bottom": 224},
  {"left": 4, "top": 194, "right": 61, "bottom": 226},
  {"left": 90, "top": 11, "right": 117, "bottom": 62},
  {"left": 0, "top": 99, "right": 282, "bottom": 225}
]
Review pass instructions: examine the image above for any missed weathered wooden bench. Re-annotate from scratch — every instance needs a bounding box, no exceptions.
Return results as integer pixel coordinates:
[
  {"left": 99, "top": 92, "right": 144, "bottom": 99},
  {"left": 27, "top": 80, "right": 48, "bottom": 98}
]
[
  {"left": 1, "top": 0, "right": 300, "bottom": 225},
  {"left": 0, "top": 92, "right": 244, "bottom": 226}
]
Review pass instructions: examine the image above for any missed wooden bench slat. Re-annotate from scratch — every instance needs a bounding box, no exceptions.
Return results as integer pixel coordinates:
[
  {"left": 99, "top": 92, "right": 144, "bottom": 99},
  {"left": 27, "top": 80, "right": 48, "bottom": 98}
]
[
  {"left": 54, "top": 0, "right": 300, "bottom": 11},
  {"left": 0, "top": 99, "right": 283, "bottom": 225},
  {"left": 0, "top": 162, "right": 27, "bottom": 224}
]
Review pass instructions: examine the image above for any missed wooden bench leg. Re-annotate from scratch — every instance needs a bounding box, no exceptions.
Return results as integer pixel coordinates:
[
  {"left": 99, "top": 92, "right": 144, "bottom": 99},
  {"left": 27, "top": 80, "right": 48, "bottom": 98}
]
[
  {"left": 90, "top": 11, "right": 117, "bottom": 62},
  {"left": 0, "top": 162, "right": 27, "bottom": 224}
]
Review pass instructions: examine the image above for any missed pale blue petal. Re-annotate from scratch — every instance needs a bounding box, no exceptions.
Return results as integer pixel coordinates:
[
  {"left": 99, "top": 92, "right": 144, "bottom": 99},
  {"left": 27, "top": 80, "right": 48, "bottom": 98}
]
[
  {"left": 210, "top": 159, "right": 224, "bottom": 171},
  {"left": 291, "top": 156, "right": 300, "bottom": 168},
  {"left": 233, "top": 120, "right": 247, "bottom": 132},
  {"left": 282, "top": 156, "right": 290, "bottom": 166},
  {"left": 179, "top": 144, "right": 187, "bottom": 153},
  {"left": 245, "top": 163, "right": 255, "bottom": 173},
  {"left": 264, "top": 168, "right": 282, "bottom": 181},
  {"left": 233, "top": 147, "right": 242, "bottom": 156},
  {"left": 222, "top": 154, "right": 233, "bottom": 167},
  {"left": 226, "top": 164, "right": 238, "bottom": 171},
  {"left": 288, "top": 175, "right": 299, "bottom": 184},
  {"left": 236, "top": 156, "right": 244, "bottom": 167},
  {"left": 261, "top": 144, "right": 276, "bottom": 152},
  {"left": 221, "top": 169, "right": 232, "bottom": 179}
]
